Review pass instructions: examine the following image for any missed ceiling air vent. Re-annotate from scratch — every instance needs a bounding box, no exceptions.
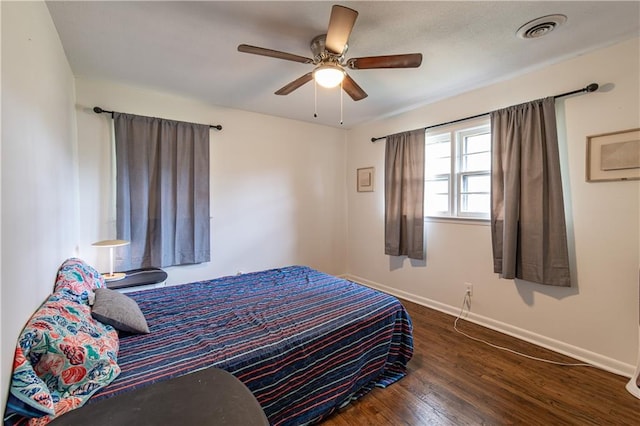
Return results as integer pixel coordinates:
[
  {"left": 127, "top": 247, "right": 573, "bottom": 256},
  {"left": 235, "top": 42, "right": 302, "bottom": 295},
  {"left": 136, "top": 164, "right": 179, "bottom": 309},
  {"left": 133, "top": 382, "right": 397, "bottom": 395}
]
[{"left": 516, "top": 14, "right": 567, "bottom": 39}]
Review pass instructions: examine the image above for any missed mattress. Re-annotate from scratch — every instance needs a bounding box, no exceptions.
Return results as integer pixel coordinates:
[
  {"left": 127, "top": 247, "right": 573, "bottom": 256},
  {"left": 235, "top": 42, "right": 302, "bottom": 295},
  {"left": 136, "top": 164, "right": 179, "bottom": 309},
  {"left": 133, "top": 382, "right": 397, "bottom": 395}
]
[{"left": 90, "top": 265, "right": 414, "bottom": 425}]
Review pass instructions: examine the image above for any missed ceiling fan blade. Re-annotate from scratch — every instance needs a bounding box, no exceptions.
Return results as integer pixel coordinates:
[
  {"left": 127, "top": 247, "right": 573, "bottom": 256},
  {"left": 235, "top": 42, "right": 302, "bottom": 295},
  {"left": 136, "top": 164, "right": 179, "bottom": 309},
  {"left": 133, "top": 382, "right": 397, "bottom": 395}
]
[
  {"left": 342, "top": 74, "right": 368, "bottom": 101},
  {"left": 238, "top": 44, "right": 313, "bottom": 64},
  {"left": 347, "top": 53, "right": 423, "bottom": 69},
  {"left": 275, "top": 72, "right": 314, "bottom": 95},
  {"left": 325, "top": 5, "right": 358, "bottom": 55}
]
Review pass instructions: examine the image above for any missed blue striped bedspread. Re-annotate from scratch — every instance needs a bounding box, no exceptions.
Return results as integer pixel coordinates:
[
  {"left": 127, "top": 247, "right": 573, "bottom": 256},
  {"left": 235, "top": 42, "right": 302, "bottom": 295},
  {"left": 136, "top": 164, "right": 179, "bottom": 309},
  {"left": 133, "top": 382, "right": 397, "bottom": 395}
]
[{"left": 90, "top": 265, "right": 414, "bottom": 425}]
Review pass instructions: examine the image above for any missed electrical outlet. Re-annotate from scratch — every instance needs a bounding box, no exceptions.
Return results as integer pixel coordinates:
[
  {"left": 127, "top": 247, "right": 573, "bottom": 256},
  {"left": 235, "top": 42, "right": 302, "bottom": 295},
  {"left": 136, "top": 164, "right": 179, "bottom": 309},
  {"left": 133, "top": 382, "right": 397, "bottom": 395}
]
[{"left": 465, "top": 282, "right": 473, "bottom": 296}]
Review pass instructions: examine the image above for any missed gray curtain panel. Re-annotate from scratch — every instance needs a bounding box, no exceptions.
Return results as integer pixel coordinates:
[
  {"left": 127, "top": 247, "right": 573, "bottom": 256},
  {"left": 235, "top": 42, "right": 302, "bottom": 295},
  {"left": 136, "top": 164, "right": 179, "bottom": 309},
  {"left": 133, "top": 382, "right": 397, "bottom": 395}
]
[
  {"left": 384, "top": 129, "right": 426, "bottom": 260},
  {"left": 114, "top": 112, "right": 210, "bottom": 269},
  {"left": 490, "top": 97, "right": 570, "bottom": 286}
]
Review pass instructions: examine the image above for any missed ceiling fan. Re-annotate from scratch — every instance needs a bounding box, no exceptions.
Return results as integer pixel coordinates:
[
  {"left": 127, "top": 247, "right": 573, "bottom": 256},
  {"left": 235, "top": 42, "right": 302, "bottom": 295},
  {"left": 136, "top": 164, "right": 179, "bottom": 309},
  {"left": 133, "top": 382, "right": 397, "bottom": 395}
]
[{"left": 237, "top": 4, "right": 423, "bottom": 101}]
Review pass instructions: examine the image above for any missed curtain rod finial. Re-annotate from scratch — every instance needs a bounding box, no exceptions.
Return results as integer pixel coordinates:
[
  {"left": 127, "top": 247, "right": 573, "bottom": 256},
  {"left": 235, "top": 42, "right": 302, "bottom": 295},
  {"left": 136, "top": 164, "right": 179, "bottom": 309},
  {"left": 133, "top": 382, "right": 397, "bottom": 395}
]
[
  {"left": 93, "top": 106, "right": 104, "bottom": 114},
  {"left": 586, "top": 83, "right": 599, "bottom": 93}
]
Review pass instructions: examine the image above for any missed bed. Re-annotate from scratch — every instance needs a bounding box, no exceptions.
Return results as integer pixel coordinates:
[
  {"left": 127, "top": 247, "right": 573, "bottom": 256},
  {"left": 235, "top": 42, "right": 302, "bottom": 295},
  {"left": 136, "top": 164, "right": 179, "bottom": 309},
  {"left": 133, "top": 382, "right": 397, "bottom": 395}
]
[{"left": 5, "top": 259, "right": 413, "bottom": 425}]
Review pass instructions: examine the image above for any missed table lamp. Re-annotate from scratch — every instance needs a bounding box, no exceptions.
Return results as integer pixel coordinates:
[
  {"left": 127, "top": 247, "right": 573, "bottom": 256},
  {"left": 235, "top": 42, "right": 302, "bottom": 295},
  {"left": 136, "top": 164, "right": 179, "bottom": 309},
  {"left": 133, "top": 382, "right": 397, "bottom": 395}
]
[{"left": 92, "top": 239, "right": 130, "bottom": 281}]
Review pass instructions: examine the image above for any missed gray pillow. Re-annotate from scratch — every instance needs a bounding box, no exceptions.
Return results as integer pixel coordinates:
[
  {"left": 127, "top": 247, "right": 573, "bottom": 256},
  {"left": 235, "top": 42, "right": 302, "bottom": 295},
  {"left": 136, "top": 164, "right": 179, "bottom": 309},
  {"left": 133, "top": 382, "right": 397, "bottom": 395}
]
[{"left": 91, "top": 288, "right": 150, "bottom": 334}]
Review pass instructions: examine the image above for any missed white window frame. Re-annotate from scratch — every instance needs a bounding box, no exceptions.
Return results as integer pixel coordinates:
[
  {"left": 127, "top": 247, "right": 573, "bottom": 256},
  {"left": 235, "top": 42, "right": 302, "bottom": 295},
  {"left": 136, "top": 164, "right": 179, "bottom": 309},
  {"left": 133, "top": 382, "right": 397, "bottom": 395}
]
[
  {"left": 424, "top": 117, "right": 491, "bottom": 221},
  {"left": 424, "top": 133, "right": 452, "bottom": 216}
]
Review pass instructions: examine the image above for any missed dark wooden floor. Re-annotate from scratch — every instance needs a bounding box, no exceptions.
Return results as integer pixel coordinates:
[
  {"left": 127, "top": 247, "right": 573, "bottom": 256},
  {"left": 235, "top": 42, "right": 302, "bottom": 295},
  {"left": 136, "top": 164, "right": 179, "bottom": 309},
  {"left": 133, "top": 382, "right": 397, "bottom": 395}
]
[{"left": 322, "top": 299, "right": 639, "bottom": 425}]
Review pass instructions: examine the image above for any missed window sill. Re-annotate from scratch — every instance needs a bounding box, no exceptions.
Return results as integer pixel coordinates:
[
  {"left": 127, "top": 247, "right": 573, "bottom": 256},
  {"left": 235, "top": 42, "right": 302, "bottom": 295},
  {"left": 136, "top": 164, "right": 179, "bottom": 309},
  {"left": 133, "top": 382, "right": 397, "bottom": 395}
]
[{"left": 425, "top": 216, "right": 490, "bottom": 226}]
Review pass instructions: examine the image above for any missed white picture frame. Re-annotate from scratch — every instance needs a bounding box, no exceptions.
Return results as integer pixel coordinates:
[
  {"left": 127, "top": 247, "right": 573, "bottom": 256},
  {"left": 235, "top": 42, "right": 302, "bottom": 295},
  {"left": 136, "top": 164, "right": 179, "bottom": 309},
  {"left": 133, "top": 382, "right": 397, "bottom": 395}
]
[
  {"left": 586, "top": 128, "right": 640, "bottom": 182},
  {"left": 357, "top": 167, "right": 374, "bottom": 192}
]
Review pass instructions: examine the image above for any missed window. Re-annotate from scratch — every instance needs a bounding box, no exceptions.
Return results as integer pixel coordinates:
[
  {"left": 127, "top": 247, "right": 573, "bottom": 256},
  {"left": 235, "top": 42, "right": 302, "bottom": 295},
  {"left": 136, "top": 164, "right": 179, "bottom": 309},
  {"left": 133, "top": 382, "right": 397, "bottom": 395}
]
[{"left": 424, "top": 119, "right": 491, "bottom": 219}]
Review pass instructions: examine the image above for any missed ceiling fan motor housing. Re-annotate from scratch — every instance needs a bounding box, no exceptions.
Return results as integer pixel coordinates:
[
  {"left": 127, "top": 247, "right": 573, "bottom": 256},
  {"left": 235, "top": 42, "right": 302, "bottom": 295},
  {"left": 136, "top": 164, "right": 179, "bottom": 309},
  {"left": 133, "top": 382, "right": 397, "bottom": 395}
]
[{"left": 311, "top": 34, "right": 347, "bottom": 64}]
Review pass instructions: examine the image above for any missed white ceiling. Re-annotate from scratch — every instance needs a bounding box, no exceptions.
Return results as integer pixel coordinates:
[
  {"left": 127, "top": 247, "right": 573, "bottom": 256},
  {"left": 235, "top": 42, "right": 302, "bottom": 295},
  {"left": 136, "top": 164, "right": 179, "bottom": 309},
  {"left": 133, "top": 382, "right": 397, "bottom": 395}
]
[{"left": 46, "top": 1, "right": 640, "bottom": 129}]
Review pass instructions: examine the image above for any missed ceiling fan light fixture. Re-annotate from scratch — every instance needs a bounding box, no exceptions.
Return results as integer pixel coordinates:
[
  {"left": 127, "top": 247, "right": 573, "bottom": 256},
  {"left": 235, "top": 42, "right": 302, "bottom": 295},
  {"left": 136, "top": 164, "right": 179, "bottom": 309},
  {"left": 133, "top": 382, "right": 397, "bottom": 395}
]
[{"left": 313, "top": 64, "right": 345, "bottom": 88}]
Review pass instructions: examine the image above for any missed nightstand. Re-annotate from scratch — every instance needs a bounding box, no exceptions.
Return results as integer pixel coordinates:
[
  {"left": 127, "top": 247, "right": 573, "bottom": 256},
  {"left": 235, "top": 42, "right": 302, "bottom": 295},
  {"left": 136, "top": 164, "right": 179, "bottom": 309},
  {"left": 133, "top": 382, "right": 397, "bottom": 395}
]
[{"left": 106, "top": 267, "right": 168, "bottom": 293}]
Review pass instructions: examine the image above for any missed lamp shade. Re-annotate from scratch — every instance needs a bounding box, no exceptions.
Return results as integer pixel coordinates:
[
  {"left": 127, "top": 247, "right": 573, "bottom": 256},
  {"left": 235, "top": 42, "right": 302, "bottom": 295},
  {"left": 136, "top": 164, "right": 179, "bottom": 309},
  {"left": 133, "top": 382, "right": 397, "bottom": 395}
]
[
  {"left": 92, "top": 240, "right": 130, "bottom": 282},
  {"left": 313, "top": 64, "right": 345, "bottom": 88},
  {"left": 92, "top": 239, "right": 130, "bottom": 248}
]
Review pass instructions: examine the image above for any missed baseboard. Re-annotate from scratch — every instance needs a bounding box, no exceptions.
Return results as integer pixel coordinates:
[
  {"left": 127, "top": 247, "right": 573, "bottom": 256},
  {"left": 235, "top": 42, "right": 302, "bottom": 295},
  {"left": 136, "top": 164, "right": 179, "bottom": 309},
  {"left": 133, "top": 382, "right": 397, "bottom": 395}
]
[
  {"left": 342, "top": 273, "right": 636, "bottom": 379},
  {"left": 626, "top": 378, "right": 640, "bottom": 398}
]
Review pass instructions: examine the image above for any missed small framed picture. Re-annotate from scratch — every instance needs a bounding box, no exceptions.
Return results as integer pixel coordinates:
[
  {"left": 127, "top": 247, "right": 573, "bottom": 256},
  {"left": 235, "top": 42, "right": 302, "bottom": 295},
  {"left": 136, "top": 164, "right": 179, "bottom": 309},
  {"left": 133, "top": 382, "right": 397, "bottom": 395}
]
[
  {"left": 357, "top": 167, "right": 374, "bottom": 192},
  {"left": 586, "top": 128, "right": 640, "bottom": 182}
]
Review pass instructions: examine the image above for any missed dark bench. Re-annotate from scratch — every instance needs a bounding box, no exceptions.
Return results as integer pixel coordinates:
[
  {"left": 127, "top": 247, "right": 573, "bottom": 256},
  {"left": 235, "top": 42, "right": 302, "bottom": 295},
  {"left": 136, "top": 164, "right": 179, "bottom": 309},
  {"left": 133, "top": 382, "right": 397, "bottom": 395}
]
[
  {"left": 49, "top": 367, "right": 269, "bottom": 425},
  {"left": 106, "top": 267, "right": 168, "bottom": 291}
]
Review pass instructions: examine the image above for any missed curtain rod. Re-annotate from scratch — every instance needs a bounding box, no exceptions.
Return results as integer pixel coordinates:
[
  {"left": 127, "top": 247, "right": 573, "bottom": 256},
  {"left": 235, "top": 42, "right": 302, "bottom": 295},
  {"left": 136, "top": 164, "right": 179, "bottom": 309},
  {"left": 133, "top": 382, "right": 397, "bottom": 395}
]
[
  {"left": 370, "top": 83, "right": 599, "bottom": 142},
  {"left": 93, "top": 107, "right": 223, "bottom": 131}
]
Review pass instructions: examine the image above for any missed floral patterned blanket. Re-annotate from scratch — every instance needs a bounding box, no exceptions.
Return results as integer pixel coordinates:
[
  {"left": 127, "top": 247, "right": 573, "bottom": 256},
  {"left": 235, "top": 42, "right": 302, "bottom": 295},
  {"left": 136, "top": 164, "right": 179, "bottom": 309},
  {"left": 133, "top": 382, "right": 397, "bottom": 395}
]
[{"left": 4, "top": 259, "right": 120, "bottom": 426}]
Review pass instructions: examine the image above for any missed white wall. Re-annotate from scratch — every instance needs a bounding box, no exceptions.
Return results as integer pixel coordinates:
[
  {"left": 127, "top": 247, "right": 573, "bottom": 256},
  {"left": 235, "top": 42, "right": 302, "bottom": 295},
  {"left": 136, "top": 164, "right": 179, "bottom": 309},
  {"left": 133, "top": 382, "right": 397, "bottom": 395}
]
[
  {"left": 73, "top": 78, "right": 348, "bottom": 284},
  {"left": 346, "top": 38, "right": 640, "bottom": 376},
  {"left": 1, "top": 1, "right": 79, "bottom": 409}
]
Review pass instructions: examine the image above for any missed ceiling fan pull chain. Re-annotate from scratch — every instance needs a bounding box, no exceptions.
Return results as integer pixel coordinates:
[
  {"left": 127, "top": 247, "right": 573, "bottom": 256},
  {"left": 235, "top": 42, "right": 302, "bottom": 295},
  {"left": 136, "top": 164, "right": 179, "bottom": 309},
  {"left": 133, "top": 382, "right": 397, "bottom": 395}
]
[
  {"left": 314, "top": 80, "right": 318, "bottom": 118},
  {"left": 340, "top": 80, "right": 344, "bottom": 125}
]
